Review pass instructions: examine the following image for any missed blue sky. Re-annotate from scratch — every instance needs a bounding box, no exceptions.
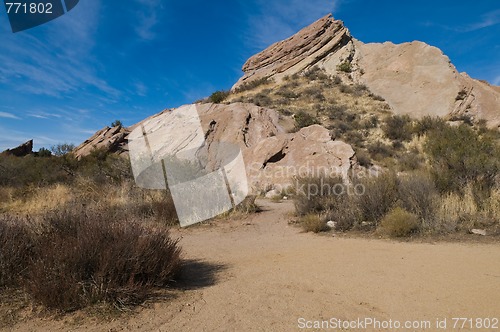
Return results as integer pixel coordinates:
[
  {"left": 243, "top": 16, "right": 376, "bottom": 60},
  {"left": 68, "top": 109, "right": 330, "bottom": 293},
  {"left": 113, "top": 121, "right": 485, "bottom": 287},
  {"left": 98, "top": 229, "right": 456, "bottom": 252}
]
[{"left": 0, "top": 0, "right": 499, "bottom": 151}]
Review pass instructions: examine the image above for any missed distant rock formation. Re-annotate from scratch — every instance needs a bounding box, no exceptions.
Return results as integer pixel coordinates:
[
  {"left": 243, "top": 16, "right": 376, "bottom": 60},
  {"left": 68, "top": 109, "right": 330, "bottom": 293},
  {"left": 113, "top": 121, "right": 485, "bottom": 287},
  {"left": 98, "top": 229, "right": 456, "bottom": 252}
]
[
  {"left": 233, "top": 14, "right": 500, "bottom": 128},
  {"left": 73, "top": 125, "right": 129, "bottom": 159},
  {"left": 1, "top": 140, "right": 33, "bottom": 157}
]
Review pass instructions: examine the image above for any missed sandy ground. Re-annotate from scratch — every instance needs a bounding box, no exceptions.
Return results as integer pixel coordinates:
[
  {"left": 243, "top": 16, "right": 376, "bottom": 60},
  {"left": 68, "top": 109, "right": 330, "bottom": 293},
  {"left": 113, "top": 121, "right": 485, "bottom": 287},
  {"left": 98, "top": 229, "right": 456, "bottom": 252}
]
[{"left": 3, "top": 199, "right": 500, "bottom": 331}]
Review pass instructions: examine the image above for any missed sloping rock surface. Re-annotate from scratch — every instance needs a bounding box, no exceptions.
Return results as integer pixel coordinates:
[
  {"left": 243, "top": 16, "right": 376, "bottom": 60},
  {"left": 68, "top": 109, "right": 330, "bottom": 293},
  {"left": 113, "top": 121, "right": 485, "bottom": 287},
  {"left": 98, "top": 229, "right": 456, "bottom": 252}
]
[
  {"left": 234, "top": 14, "right": 500, "bottom": 128},
  {"left": 73, "top": 125, "right": 129, "bottom": 159},
  {"left": 1, "top": 140, "right": 33, "bottom": 157}
]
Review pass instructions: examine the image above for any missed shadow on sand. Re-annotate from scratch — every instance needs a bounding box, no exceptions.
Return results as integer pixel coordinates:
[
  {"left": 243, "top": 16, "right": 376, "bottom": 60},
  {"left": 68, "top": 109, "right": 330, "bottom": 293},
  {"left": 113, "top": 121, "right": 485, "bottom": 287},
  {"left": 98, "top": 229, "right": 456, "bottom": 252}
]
[{"left": 174, "top": 259, "right": 228, "bottom": 290}]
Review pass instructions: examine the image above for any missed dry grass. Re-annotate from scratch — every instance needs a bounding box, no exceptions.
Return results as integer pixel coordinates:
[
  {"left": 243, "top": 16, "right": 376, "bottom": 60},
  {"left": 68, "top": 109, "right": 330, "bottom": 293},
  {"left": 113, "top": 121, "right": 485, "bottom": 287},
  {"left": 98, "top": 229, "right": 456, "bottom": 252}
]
[{"left": 299, "top": 214, "right": 328, "bottom": 233}]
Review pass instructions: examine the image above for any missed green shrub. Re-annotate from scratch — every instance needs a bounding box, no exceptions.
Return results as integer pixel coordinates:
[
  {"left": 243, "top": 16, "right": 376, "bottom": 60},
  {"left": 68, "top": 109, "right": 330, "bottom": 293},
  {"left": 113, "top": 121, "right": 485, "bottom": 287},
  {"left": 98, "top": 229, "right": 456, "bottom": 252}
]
[
  {"left": 294, "top": 111, "right": 319, "bottom": 130},
  {"left": 412, "top": 116, "right": 446, "bottom": 137},
  {"left": 424, "top": 124, "right": 500, "bottom": 196},
  {"left": 378, "top": 207, "right": 420, "bottom": 238},
  {"left": 234, "top": 77, "right": 273, "bottom": 93},
  {"left": 209, "top": 90, "right": 230, "bottom": 103},
  {"left": 337, "top": 61, "right": 352, "bottom": 73},
  {"left": 367, "top": 141, "right": 394, "bottom": 160},
  {"left": 111, "top": 120, "right": 123, "bottom": 127},
  {"left": 382, "top": 115, "right": 413, "bottom": 141},
  {"left": 51, "top": 143, "right": 75, "bottom": 156}
]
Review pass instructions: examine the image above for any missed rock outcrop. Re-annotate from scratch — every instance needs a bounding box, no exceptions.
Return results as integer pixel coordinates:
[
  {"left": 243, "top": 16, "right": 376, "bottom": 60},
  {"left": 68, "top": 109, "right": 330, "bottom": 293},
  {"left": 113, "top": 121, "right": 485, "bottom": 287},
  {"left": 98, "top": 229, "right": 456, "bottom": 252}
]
[
  {"left": 73, "top": 125, "right": 129, "bottom": 159},
  {"left": 76, "top": 103, "right": 356, "bottom": 191},
  {"left": 233, "top": 14, "right": 352, "bottom": 90},
  {"left": 234, "top": 14, "right": 500, "bottom": 128},
  {"left": 1, "top": 140, "right": 33, "bottom": 157}
]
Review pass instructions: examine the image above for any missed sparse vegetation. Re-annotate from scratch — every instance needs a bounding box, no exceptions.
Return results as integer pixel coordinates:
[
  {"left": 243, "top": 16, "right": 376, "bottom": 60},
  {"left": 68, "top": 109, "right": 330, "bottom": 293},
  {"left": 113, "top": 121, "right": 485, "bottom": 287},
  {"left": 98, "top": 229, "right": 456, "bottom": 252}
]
[
  {"left": 378, "top": 207, "right": 420, "bottom": 238},
  {"left": 111, "top": 120, "right": 123, "bottom": 127},
  {"left": 209, "top": 90, "right": 230, "bottom": 103},
  {"left": 294, "top": 111, "right": 319, "bottom": 130},
  {"left": 337, "top": 61, "right": 352, "bottom": 73}
]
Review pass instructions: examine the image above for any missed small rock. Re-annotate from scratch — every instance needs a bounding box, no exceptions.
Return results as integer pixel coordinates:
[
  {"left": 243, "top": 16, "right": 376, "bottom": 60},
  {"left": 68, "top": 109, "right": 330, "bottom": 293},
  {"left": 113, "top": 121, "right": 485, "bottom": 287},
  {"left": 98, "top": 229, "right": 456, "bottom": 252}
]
[
  {"left": 282, "top": 196, "right": 288, "bottom": 200},
  {"left": 470, "top": 229, "right": 486, "bottom": 236},
  {"left": 326, "top": 221, "right": 336, "bottom": 229},
  {"left": 265, "top": 189, "right": 280, "bottom": 199}
]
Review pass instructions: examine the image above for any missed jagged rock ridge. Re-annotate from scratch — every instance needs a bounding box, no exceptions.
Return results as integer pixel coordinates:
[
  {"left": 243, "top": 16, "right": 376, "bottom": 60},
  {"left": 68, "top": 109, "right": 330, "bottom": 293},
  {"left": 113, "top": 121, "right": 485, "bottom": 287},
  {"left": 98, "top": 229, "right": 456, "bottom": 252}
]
[{"left": 234, "top": 14, "right": 500, "bottom": 128}]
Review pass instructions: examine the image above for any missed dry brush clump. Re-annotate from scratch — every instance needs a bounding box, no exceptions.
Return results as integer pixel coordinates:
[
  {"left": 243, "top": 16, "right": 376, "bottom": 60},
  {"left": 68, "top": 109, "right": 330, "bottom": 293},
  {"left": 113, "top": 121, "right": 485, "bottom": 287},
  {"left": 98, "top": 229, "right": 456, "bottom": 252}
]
[{"left": 0, "top": 206, "right": 182, "bottom": 312}]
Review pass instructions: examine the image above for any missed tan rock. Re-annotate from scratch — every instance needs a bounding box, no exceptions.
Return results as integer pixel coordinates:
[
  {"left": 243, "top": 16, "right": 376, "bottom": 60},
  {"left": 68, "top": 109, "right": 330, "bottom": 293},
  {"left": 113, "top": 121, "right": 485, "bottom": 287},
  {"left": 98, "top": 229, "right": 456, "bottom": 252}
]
[{"left": 73, "top": 125, "right": 129, "bottom": 159}]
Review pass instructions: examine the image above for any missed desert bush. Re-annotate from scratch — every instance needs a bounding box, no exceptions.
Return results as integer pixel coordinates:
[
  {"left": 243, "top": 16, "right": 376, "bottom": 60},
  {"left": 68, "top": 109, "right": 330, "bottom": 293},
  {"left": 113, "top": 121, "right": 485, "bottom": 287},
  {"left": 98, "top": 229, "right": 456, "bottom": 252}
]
[
  {"left": 276, "top": 88, "right": 299, "bottom": 99},
  {"left": 208, "top": 90, "right": 230, "bottom": 103},
  {"left": 396, "top": 172, "right": 436, "bottom": 223},
  {"left": 339, "top": 83, "right": 353, "bottom": 94},
  {"left": 352, "top": 84, "right": 368, "bottom": 96},
  {"left": 234, "top": 77, "right": 274, "bottom": 93},
  {"left": 51, "top": 143, "right": 75, "bottom": 156},
  {"left": 294, "top": 111, "right": 319, "bottom": 130},
  {"left": 304, "top": 66, "right": 329, "bottom": 81},
  {"left": 434, "top": 186, "right": 478, "bottom": 233},
  {"left": 299, "top": 214, "right": 328, "bottom": 233},
  {"left": 367, "top": 141, "right": 394, "bottom": 160},
  {"left": 235, "top": 195, "right": 260, "bottom": 214},
  {"left": 382, "top": 115, "right": 413, "bottom": 141},
  {"left": 378, "top": 207, "right": 420, "bottom": 238},
  {"left": 357, "top": 172, "right": 398, "bottom": 225},
  {"left": 249, "top": 92, "right": 273, "bottom": 107},
  {"left": 397, "top": 152, "right": 423, "bottom": 171},
  {"left": 360, "top": 115, "right": 379, "bottom": 129},
  {"left": 325, "top": 196, "right": 362, "bottom": 231},
  {"left": 412, "top": 116, "right": 446, "bottom": 137},
  {"left": 0, "top": 216, "right": 36, "bottom": 288},
  {"left": 337, "top": 61, "right": 352, "bottom": 73},
  {"left": 294, "top": 176, "right": 345, "bottom": 216},
  {"left": 355, "top": 149, "right": 372, "bottom": 167},
  {"left": 24, "top": 207, "right": 181, "bottom": 311},
  {"left": 424, "top": 124, "right": 500, "bottom": 196}
]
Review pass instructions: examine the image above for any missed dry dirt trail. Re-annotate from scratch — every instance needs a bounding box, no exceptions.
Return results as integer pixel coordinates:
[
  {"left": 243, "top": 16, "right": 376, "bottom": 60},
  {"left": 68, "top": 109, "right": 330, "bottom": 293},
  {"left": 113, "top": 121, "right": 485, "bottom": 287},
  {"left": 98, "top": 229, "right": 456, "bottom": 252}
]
[{"left": 6, "top": 199, "right": 500, "bottom": 331}]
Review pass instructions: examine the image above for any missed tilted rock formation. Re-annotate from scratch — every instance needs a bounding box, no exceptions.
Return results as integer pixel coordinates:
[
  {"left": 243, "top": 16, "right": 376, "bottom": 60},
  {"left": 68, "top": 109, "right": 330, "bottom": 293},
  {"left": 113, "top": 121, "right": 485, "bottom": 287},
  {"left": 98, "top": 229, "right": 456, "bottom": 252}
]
[
  {"left": 234, "top": 14, "right": 500, "bottom": 128},
  {"left": 76, "top": 103, "right": 356, "bottom": 191},
  {"left": 233, "top": 14, "right": 352, "bottom": 89},
  {"left": 73, "top": 125, "right": 129, "bottom": 159},
  {"left": 1, "top": 140, "right": 33, "bottom": 157}
]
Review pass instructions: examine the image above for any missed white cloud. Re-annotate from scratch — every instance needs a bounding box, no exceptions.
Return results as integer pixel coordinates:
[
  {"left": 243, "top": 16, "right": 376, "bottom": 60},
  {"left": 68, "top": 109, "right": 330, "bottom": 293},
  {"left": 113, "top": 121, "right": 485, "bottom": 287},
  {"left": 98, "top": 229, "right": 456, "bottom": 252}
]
[
  {"left": 0, "top": 0, "right": 119, "bottom": 98},
  {"left": 0, "top": 111, "right": 20, "bottom": 119},
  {"left": 463, "top": 9, "right": 500, "bottom": 32},
  {"left": 134, "top": 0, "right": 162, "bottom": 40},
  {"left": 244, "top": 0, "right": 338, "bottom": 50}
]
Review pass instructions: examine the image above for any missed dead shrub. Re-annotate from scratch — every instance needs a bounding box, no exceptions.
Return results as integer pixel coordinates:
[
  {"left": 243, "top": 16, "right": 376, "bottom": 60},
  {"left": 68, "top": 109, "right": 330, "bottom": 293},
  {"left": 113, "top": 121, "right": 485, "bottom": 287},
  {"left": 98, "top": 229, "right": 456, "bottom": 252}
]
[
  {"left": 357, "top": 172, "right": 398, "bottom": 225},
  {"left": 378, "top": 207, "right": 420, "bottom": 238},
  {"left": 0, "top": 216, "right": 36, "bottom": 288},
  {"left": 27, "top": 208, "right": 181, "bottom": 311}
]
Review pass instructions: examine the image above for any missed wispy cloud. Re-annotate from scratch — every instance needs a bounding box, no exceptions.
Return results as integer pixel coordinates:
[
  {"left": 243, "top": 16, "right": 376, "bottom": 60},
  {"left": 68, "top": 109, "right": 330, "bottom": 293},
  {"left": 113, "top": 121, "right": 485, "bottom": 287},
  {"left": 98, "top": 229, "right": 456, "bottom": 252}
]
[
  {"left": 493, "top": 75, "right": 500, "bottom": 86},
  {"left": 463, "top": 9, "right": 500, "bottom": 32},
  {"left": 424, "top": 9, "right": 500, "bottom": 33},
  {"left": 244, "top": 0, "right": 338, "bottom": 50},
  {"left": 134, "top": 0, "right": 162, "bottom": 40},
  {"left": 0, "top": 112, "right": 20, "bottom": 119},
  {"left": 0, "top": 0, "right": 119, "bottom": 98}
]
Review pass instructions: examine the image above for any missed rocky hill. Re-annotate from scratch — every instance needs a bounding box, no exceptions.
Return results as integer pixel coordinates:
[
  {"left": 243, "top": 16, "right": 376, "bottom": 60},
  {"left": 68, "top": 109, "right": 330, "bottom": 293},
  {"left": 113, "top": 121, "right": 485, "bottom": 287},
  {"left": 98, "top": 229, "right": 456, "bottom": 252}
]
[
  {"left": 73, "top": 14, "right": 499, "bottom": 190},
  {"left": 234, "top": 14, "right": 499, "bottom": 128}
]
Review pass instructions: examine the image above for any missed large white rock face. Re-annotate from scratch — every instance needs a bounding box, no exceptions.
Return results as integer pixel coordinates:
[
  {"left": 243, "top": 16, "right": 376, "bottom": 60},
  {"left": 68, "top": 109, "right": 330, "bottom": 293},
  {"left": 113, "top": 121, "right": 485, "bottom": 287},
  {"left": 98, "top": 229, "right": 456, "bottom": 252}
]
[{"left": 75, "top": 103, "right": 357, "bottom": 192}]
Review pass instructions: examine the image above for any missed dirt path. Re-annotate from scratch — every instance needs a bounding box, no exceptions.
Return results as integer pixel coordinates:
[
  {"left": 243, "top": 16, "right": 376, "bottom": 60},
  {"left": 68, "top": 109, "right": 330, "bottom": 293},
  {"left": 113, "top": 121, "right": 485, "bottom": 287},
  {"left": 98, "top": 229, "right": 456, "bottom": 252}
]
[{"left": 4, "top": 199, "right": 500, "bottom": 331}]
